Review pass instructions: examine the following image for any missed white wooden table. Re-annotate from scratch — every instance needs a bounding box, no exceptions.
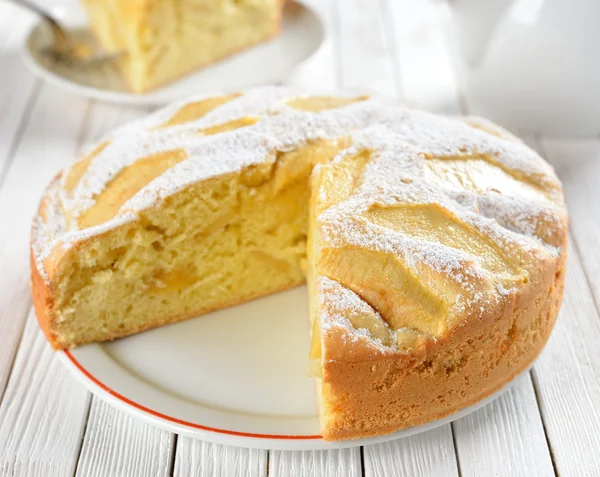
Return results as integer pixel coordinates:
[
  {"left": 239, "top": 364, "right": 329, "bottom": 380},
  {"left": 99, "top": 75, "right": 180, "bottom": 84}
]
[{"left": 1, "top": 1, "right": 599, "bottom": 476}]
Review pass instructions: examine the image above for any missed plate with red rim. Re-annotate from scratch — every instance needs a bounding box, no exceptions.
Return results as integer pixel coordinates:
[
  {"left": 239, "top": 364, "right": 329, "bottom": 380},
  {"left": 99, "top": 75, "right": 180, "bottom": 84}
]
[
  {"left": 22, "top": 0, "right": 326, "bottom": 106},
  {"left": 58, "top": 285, "right": 525, "bottom": 450}
]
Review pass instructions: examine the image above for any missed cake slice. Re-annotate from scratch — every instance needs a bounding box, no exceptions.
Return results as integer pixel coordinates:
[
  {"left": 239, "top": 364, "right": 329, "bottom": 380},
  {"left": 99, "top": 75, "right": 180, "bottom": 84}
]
[{"left": 81, "top": 0, "right": 285, "bottom": 92}]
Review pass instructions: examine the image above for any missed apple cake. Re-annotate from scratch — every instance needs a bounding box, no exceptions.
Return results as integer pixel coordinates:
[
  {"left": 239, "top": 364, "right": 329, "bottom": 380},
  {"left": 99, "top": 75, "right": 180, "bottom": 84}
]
[
  {"left": 30, "top": 87, "right": 568, "bottom": 440},
  {"left": 80, "top": 0, "right": 285, "bottom": 92}
]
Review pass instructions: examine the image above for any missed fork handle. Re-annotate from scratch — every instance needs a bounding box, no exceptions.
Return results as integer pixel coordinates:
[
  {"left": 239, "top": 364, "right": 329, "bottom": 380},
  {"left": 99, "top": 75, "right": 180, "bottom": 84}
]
[{"left": 8, "top": 0, "right": 72, "bottom": 52}]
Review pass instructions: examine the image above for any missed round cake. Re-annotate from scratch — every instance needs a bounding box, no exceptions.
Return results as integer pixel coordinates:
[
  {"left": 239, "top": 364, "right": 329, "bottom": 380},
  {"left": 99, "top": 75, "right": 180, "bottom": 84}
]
[{"left": 30, "top": 87, "right": 568, "bottom": 440}]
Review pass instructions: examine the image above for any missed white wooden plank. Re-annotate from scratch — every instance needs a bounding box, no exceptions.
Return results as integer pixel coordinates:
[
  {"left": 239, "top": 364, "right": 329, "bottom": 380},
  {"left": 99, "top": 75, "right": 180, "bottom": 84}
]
[
  {"left": 531, "top": 139, "right": 600, "bottom": 474},
  {"left": 173, "top": 438, "right": 267, "bottom": 477},
  {"left": 530, "top": 241, "right": 600, "bottom": 476},
  {"left": 364, "top": 427, "right": 459, "bottom": 477},
  {"left": 453, "top": 374, "right": 555, "bottom": 477},
  {"left": 335, "top": 0, "right": 397, "bottom": 96},
  {"left": 75, "top": 399, "right": 173, "bottom": 477},
  {"left": 364, "top": 425, "right": 458, "bottom": 477},
  {"left": 0, "top": 84, "right": 90, "bottom": 404},
  {"left": 385, "top": 0, "right": 462, "bottom": 113},
  {"left": 269, "top": 449, "right": 361, "bottom": 477},
  {"left": 540, "top": 138, "right": 600, "bottom": 305},
  {"left": 0, "top": 7, "right": 40, "bottom": 182},
  {"left": 0, "top": 312, "right": 90, "bottom": 477}
]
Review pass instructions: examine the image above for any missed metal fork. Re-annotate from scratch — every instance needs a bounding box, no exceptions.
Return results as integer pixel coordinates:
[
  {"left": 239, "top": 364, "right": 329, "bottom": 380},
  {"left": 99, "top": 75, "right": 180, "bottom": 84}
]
[{"left": 10, "top": 0, "right": 124, "bottom": 68}]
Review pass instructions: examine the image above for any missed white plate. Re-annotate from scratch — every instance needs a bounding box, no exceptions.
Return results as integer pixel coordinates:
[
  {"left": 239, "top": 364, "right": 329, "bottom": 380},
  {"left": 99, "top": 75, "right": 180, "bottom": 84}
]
[
  {"left": 59, "top": 285, "right": 526, "bottom": 450},
  {"left": 22, "top": 1, "right": 325, "bottom": 106}
]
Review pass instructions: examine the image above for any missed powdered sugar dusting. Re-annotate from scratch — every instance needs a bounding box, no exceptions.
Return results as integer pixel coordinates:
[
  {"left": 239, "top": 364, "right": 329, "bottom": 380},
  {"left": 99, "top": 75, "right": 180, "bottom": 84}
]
[
  {"left": 317, "top": 276, "right": 396, "bottom": 354},
  {"left": 31, "top": 87, "right": 568, "bottom": 351}
]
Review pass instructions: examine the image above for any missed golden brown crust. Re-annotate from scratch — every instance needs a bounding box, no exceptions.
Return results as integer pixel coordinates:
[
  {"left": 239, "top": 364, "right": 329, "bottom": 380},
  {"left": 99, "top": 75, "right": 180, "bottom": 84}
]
[
  {"left": 30, "top": 175, "right": 64, "bottom": 350},
  {"left": 30, "top": 246, "right": 61, "bottom": 349},
  {"left": 320, "top": 246, "right": 566, "bottom": 440}
]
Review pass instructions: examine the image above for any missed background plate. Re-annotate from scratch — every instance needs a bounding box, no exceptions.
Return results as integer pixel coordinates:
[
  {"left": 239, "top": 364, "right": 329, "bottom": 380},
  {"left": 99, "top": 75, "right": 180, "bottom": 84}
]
[
  {"left": 22, "top": 0, "right": 325, "bottom": 105},
  {"left": 59, "top": 286, "right": 526, "bottom": 450}
]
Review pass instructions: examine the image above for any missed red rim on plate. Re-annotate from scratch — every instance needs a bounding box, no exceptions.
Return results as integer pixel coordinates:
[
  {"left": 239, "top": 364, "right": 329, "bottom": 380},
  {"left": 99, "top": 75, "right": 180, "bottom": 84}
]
[{"left": 64, "top": 350, "right": 323, "bottom": 440}]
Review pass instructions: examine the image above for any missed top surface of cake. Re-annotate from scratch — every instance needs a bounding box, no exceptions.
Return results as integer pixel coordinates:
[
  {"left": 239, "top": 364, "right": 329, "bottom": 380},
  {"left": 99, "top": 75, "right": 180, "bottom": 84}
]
[{"left": 31, "top": 87, "right": 567, "bottom": 357}]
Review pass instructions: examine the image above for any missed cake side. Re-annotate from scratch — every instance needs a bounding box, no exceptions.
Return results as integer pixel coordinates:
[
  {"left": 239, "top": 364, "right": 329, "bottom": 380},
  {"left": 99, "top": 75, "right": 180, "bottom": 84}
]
[
  {"left": 31, "top": 241, "right": 60, "bottom": 349},
  {"left": 316, "top": 250, "right": 565, "bottom": 439}
]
